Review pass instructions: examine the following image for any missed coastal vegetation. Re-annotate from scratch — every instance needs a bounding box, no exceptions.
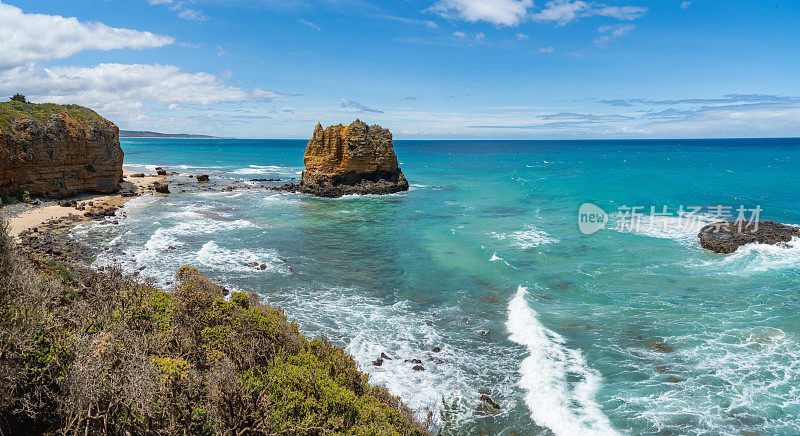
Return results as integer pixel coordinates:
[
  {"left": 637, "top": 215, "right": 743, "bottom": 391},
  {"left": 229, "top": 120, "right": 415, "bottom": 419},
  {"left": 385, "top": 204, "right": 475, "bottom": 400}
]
[
  {"left": 0, "top": 101, "right": 106, "bottom": 133},
  {"left": 0, "top": 219, "right": 428, "bottom": 435}
]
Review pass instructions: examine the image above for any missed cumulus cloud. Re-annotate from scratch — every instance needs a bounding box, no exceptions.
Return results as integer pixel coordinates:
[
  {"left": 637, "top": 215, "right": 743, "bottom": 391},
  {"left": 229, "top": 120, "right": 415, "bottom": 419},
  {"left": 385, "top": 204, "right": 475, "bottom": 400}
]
[
  {"left": 0, "top": 3, "right": 174, "bottom": 70},
  {"left": 339, "top": 98, "right": 384, "bottom": 113},
  {"left": 0, "top": 63, "right": 282, "bottom": 120},
  {"left": 532, "top": 0, "right": 646, "bottom": 26},
  {"left": 428, "top": 0, "right": 534, "bottom": 26}
]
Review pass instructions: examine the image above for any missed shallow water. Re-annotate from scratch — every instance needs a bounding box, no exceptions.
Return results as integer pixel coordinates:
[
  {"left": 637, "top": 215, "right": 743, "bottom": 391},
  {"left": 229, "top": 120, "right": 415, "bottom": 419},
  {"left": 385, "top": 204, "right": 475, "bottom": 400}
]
[{"left": 73, "top": 138, "right": 800, "bottom": 435}]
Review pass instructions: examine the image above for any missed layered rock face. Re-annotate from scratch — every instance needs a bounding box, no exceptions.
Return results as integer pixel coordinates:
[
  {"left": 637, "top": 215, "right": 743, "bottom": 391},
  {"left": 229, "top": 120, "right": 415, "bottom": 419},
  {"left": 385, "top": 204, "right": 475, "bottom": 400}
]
[
  {"left": 0, "top": 103, "right": 123, "bottom": 198},
  {"left": 279, "top": 120, "right": 408, "bottom": 197},
  {"left": 698, "top": 221, "right": 800, "bottom": 253}
]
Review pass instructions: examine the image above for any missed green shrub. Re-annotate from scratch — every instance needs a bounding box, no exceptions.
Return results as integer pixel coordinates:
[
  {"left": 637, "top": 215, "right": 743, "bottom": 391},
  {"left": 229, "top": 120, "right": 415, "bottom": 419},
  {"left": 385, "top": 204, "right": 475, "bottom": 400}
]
[{"left": 0, "top": 219, "right": 428, "bottom": 435}]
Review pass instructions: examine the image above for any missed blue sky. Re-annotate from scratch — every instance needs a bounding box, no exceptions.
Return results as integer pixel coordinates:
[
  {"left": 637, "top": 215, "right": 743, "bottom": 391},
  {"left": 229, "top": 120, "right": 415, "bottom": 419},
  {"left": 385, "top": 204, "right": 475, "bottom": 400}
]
[{"left": 1, "top": 0, "right": 799, "bottom": 139}]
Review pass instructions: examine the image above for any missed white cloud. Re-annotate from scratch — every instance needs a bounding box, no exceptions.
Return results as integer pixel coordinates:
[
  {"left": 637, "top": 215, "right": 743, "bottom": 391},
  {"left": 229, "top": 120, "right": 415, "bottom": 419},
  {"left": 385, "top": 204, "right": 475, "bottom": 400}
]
[
  {"left": 516, "top": 32, "right": 530, "bottom": 40},
  {"left": 428, "top": 0, "right": 534, "bottom": 26},
  {"left": 593, "top": 5, "right": 647, "bottom": 20},
  {"left": 177, "top": 8, "right": 208, "bottom": 21},
  {"left": 536, "top": 46, "right": 555, "bottom": 53},
  {"left": 149, "top": 0, "right": 208, "bottom": 21},
  {"left": 453, "top": 31, "right": 467, "bottom": 38},
  {"left": 680, "top": 1, "right": 692, "bottom": 9},
  {"left": 0, "top": 63, "right": 282, "bottom": 122},
  {"left": 298, "top": 18, "right": 321, "bottom": 31},
  {"left": 533, "top": 0, "right": 587, "bottom": 25},
  {"left": 339, "top": 98, "right": 384, "bottom": 113},
  {"left": 594, "top": 24, "right": 636, "bottom": 45},
  {"left": 533, "top": 0, "right": 647, "bottom": 26},
  {"left": 0, "top": 3, "right": 174, "bottom": 70}
]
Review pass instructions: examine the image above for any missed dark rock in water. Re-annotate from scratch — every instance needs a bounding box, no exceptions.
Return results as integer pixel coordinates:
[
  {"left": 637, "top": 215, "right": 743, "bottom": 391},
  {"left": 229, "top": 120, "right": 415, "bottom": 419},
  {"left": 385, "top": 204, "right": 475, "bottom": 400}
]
[
  {"left": 380, "top": 352, "right": 392, "bottom": 360},
  {"left": 404, "top": 359, "right": 422, "bottom": 364},
  {"left": 155, "top": 167, "right": 167, "bottom": 176},
  {"left": 650, "top": 342, "right": 673, "bottom": 353},
  {"left": 153, "top": 181, "right": 170, "bottom": 194},
  {"left": 259, "top": 264, "right": 267, "bottom": 270},
  {"left": 698, "top": 221, "right": 800, "bottom": 253},
  {"left": 272, "top": 120, "right": 409, "bottom": 198},
  {"left": 548, "top": 281, "right": 572, "bottom": 290},
  {"left": 479, "top": 394, "right": 501, "bottom": 411},
  {"left": 244, "top": 262, "right": 259, "bottom": 268},
  {"left": 373, "top": 358, "right": 383, "bottom": 367},
  {"left": 432, "top": 346, "right": 441, "bottom": 353},
  {"left": 412, "top": 365, "right": 424, "bottom": 371},
  {"left": 479, "top": 330, "right": 490, "bottom": 337},
  {"left": 196, "top": 174, "right": 210, "bottom": 182}
]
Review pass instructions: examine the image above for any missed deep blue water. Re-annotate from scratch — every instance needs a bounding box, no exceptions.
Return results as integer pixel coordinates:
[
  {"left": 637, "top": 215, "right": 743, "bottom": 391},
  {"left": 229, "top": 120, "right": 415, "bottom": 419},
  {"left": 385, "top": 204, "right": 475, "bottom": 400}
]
[{"left": 74, "top": 138, "right": 800, "bottom": 435}]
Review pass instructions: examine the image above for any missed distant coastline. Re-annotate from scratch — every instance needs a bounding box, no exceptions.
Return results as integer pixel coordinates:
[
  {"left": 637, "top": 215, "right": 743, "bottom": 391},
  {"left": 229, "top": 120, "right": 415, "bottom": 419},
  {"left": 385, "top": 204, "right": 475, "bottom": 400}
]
[{"left": 119, "top": 130, "right": 226, "bottom": 139}]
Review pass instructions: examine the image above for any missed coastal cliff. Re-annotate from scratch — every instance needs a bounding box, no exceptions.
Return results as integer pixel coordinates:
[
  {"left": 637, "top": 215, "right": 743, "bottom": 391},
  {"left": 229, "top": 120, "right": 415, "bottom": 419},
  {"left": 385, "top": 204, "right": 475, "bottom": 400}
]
[
  {"left": 279, "top": 120, "right": 409, "bottom": 197},
  {"left": 0, "top": 102, "right": 123, "bottom": 199}
]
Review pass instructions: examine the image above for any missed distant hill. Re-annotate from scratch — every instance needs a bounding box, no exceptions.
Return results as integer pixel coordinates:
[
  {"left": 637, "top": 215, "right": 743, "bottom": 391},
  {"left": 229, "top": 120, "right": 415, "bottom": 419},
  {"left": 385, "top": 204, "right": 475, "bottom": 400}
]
[{"left": 119, "top": 130, "right": 223, "bottom": 139}]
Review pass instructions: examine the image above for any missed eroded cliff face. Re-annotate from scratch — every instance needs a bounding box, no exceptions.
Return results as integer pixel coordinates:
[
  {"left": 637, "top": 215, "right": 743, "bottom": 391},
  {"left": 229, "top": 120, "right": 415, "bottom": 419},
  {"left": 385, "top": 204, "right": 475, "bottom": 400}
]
[
  {"left": 0, "top": 105, "right": 123, "bottom": 199},
  {"left": 281, "top": 119, "right": 408, "bottom": 197}
]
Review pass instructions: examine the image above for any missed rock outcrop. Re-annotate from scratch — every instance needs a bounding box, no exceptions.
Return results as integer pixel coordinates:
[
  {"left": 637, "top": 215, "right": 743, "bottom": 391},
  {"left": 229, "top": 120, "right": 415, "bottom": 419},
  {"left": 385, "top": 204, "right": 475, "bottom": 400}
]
[
  {"left": 276, "top": 120, "right": 408, "bottom": 197},
  {"left": 698, "top": 221, "right": 800, "bottom": 253},
  {"left": 0, "top": 102, "right": 123, "bottom": 198}
]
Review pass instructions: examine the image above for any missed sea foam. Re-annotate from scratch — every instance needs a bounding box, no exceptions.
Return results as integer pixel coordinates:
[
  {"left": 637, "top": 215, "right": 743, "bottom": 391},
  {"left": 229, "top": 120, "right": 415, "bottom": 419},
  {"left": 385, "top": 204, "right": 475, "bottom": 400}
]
[
  {"left": 507, "top": 286, "right": 618, "bottom": 436},
  {"left": 491, "top": 225, "right": 559, "bottom": 249}
]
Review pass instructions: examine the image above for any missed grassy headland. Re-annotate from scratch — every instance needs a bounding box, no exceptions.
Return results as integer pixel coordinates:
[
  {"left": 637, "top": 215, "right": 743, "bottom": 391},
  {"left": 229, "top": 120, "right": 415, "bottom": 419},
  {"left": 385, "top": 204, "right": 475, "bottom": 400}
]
[{"left": 0, "top": 101, "right": 107, "bottom": 133}]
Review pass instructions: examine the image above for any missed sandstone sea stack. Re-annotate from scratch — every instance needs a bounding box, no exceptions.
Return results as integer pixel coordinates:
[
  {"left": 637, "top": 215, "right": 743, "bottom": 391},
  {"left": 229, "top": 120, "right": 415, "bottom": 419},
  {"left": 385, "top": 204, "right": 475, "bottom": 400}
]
[
  {"left": 278, "top": 120, "right": 409, "bottom": 197},
  {"left": 0, "top": 101, "right": 123, "bottom": 198},
  {"left": 698, "top": 221, "right": 800, "bottom": 253}
]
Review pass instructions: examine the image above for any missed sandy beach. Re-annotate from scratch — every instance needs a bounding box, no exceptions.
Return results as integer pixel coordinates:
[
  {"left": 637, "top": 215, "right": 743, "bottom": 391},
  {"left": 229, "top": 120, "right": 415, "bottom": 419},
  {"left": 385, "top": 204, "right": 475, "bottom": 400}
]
[{"left": 2, "top": 171, "right": 164, "bottom": 239}]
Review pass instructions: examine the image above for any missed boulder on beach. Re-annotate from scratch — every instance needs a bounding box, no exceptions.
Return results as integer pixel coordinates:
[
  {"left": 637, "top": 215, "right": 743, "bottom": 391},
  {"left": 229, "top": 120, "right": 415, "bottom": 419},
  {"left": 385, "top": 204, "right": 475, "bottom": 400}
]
[
  {"left": 153, "top": 181, "right": 170, "bottom": 194},
  {"left": 196, "top": 174, "right": 210, "bottom": 182},
  {"left": 274, "top": 119, "right": 409, "bottom": 198},
  {"left": 698, "top": 221, "right": 800, "bottom": 253}
]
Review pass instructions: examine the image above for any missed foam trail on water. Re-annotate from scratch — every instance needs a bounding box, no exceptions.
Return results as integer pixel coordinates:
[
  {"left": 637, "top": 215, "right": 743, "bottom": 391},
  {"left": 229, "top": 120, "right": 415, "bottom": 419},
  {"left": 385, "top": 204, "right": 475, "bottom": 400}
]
[{"left": 507, "top": 286, "right": 618, "bottom": 436}]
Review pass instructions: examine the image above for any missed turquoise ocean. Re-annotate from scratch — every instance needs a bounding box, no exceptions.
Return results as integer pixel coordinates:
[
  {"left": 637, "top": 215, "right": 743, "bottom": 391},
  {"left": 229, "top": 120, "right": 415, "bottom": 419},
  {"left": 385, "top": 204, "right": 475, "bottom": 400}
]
[{"left": 72, "top": 138, "right": 800, "bottom": 435}]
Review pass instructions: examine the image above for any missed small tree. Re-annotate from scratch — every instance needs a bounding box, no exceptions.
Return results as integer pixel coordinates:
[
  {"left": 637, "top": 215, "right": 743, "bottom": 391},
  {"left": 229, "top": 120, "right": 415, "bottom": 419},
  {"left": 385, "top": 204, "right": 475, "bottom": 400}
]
[{"left": 10, "top": 93, "right": 26, "bottom": 103}]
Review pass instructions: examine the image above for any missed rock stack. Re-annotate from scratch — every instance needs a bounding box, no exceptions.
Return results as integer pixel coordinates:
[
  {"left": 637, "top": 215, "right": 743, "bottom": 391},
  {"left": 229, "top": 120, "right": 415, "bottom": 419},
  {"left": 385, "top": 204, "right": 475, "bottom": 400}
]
[{"left": 276, "top": 120, "right": 408, "bottom": 198}]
